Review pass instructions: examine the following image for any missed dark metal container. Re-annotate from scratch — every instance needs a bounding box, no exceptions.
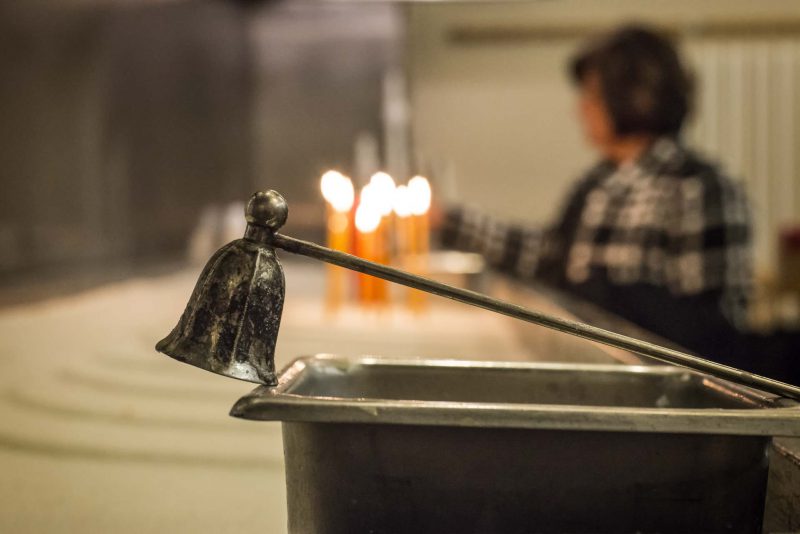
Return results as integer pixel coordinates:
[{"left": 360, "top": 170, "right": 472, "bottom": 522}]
[{"left": 231, "top": 355, "right": 800, "bottom": 534}]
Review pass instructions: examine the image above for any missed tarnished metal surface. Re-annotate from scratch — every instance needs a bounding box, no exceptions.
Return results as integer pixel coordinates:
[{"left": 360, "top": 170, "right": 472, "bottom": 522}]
[
  {"left": 232, "top": 355, "right": 800, "bottom": 436},
  {"left": 281, "top": 423, "right": 769, "bottom": 533},
  {"left": 233, "top": 355, "right": 795, "bottom": 533},
  {"left": 156, "top": 191, "right": 287, "bottom": 385},
  {"left": 764, "top": 438, "right": 800, "bottom": 532}
]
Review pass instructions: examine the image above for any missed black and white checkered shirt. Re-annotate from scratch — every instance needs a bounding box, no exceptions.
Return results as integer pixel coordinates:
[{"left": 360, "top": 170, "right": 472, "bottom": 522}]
[{"left": 442, "top": 137, "right": 753, "bottom": 333}]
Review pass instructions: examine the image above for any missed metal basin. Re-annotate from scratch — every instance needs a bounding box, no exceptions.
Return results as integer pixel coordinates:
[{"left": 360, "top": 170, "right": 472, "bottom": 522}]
[{"left": 231, "top": 355, "right": 800, "bottom": 534}]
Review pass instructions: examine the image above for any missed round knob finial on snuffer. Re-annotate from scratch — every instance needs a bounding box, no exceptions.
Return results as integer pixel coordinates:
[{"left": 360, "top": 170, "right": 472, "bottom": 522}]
[{"left": 246, "top": 190, "right": 288, "bottom": 231}]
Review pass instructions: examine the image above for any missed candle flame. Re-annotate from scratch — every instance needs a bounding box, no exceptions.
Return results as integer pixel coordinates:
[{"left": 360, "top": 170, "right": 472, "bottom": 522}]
[
  {"left": 320, "top": 170, "right": 354, "bottom": 212},
  {"left": 408, "top": 175, "right": 432, "bottom": 216},
  {"left": 369, "top": 172, "right": 396, "bottom": 217},
  {"left": 320, "top": 170, "right": 343, "bottom": 201},
  {"left": 359, "top": 182, "right": 376, "bottom": 210},
  {"left": 393, "top": 184, "right": 413, "bottom": 218},
  {"left": 355, "top": 202, "right": 381, "bottom": 233}
]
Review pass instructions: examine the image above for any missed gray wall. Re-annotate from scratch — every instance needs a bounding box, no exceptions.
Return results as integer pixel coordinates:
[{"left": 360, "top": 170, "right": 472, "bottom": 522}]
[
  {"left": 0, "top": 2, "right": 254, "bottom": 274},
  {"left": 249, "top": 2, "right": 400, "bottom": 210},
  {"left": 0, "top": 1, "right": 399, "bottom": 282}
]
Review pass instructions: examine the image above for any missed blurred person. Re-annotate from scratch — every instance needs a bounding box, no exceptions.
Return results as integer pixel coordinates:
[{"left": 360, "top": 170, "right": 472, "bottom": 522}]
[{"left": 441, "top": 25, "right": 759, "bottom": 368}]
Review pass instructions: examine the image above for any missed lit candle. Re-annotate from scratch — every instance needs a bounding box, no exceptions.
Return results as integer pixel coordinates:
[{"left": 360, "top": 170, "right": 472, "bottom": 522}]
[
  {"left": 367, "top": 172, "right": 396, "bottom": 304},
  {"left": 369, "top": 172, "right": 396, "bottom": 218},
  {"left": 320, "top": 171, "right": 355, "bottom": 312},
  {"left": 407, "top": 175, "right": 432, "bottom": 312},
  {"left": 355, "top": 189, "right": 382, "bottom": 305},
  {"left": 392, "top": 184, "right": 413, "bottom": 261}
]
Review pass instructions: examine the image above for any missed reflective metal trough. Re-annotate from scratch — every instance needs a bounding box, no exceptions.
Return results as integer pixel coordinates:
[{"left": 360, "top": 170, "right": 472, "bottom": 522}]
[{"left": 231, "top": 355, "right": 800, "bottom": 534}]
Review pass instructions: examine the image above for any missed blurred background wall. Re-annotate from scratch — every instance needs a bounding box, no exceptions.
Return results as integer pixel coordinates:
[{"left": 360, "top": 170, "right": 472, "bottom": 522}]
[
  {"left": 0, "top": 0, "right": 399, "bottom": 290},
  {"left": 0, "top": 2, "right": 252, "bottom": 276}
]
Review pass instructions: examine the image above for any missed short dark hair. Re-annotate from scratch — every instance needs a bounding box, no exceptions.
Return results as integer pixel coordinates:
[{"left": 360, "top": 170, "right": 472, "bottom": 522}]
[{"left": 570, "top": 24, "right": 693, "bottom": 137}]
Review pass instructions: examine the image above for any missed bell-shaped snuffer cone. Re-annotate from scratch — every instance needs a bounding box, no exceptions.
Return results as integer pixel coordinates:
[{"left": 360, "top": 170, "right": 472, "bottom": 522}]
[{"left": 156, "top": 191, "right": 289, "bottom": 385}]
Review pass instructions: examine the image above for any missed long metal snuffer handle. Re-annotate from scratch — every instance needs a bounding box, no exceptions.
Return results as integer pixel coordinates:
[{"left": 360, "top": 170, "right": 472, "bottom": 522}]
[{"left": 273, "top": 232, "right": 800, "bottom": 401}]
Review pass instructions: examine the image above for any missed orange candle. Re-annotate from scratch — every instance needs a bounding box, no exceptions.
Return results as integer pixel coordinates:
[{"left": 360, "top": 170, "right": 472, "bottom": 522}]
[
  {"left": 366, "top": 173, "right": 396, "bottom": 305},
  {"left": 407, "top": 176, "right": 432, "bottom": 312},
  {"left": 393, "top": 184, "right": 413, "bottom": 265},
  {"left": 326, "top": 206, "right": 350, "bottom": 310},
  {"left": 321, "top": 171, "right": 355, "bottom": 312},
  {"left": 355, "top": 195, "right": 381, "bottom": 305}
]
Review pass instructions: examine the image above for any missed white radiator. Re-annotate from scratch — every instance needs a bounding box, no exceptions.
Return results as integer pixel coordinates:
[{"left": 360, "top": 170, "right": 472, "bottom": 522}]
[{"left": 684, "top": 36, "right": 800, "bottom": 272}]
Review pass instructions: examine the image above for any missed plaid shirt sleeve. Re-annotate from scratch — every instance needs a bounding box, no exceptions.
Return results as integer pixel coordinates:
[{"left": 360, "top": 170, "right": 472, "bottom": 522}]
[
  {"left": 438, "top": 168, "right": 603, "bottom": 282},
  {"left": 440, "top": 206, "right": 545, "bottom": 280}
]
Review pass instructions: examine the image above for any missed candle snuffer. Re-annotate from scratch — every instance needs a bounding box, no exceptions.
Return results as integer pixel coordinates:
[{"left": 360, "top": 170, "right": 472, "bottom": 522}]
[{"left": 156, "top": 190, "right": 800, "bottom": 401}]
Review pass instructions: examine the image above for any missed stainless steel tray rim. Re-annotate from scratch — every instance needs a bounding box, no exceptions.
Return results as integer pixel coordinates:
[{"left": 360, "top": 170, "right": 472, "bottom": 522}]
[
  {"left": 231, "top": 394, "right": 800, "bottom": 436},
  {"left": 230, "top": 355, "right": 800, "bottom": 437}
]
